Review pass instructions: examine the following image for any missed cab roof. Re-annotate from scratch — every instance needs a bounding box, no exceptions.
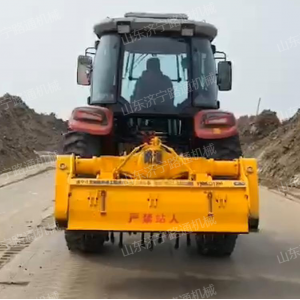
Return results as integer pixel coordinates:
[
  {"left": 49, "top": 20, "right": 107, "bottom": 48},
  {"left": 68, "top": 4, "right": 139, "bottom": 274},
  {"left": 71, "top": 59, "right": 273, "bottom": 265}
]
[{"left": 94, "top": 12, "right": 218, "bottom": 41}]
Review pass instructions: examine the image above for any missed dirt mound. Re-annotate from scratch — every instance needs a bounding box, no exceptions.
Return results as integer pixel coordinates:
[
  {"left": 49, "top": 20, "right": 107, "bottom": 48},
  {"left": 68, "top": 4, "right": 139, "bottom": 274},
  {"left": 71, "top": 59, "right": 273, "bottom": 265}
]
[
  {"left": 252, "top": 110, "right": 281, "bottom": 137},
  {"left": 0, "top": 93, "right": 67, "bottom": 173},
  {"left": 237, "top": 115, "right": 255, "bottom": 132},
  {"left": 238, "top": 110, "right": 280, "bottom": 145},
  {"left": 238, "top": 109, "right": 300, "bottom": 189}
]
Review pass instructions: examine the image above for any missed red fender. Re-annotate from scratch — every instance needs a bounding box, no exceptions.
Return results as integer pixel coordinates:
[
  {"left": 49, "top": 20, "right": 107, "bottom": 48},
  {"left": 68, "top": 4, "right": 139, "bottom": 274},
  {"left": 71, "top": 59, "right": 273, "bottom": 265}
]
[
  {"left": 194, "top": 110, "right": 238, "bottom": 139},
  {"left": 68, "top": 106, "right": 113, "bottom": 136}
]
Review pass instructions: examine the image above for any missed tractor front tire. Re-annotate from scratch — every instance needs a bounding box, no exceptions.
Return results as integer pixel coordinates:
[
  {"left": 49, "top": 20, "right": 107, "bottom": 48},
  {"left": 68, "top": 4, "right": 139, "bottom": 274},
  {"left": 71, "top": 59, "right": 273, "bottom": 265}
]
[{"left": 62, "top": 131, "right": 107, "bottom": 253}]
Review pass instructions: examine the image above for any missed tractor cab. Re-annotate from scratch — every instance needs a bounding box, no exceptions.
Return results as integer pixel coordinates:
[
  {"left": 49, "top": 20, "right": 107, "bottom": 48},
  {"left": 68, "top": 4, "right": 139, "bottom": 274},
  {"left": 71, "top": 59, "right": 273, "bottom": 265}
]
[
  {"left": 73, "top": 12, "right": 235, "bottom": 152},
  {"left": 78, "top": 13, "right": 232, "bottom": 115}
]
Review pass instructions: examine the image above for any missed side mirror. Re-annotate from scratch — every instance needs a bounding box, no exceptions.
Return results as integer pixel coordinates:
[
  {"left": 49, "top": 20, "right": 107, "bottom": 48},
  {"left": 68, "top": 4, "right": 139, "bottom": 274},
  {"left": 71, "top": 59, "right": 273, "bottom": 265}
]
[
  {"left": 77, "top": 55, "right": 92, "bottom": 86},
  {"left": 217, "top": 61, "right": 232, "bottom": 91}
]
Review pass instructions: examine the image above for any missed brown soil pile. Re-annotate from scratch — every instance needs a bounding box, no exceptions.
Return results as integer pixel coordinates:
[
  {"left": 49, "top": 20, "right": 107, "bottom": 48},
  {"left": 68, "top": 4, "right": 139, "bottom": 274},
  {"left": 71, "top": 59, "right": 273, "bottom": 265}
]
[
  {"left": 238, "top": 110, "right": 281, "bottom": 144},
  {"left": 0, "top": 94, "right": 67, "bottom": 173},
  {"left": 238, "top": 109, "right": 300, "bottom": 188}
]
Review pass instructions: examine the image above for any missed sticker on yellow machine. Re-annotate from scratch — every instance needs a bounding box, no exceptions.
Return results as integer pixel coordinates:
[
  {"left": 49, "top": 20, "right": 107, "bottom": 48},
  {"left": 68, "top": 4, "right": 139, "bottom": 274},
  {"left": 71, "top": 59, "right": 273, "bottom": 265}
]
[
  {"left": 125, "top": 213, "right": 219, "bottom": 232},
  {"left": 70, "top": 179, "right": 247, "bottom": 188},
  {"left": 128, "top": 213, "right": 179, "bottom": 224}
]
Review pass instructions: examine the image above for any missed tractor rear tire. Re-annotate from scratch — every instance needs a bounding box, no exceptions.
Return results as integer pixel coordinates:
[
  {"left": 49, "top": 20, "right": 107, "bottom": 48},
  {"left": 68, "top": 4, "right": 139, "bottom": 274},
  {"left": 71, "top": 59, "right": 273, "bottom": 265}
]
[
  {"left": 62, "top": 131, "right": 106, "bottom": 253},
  {"left": 196, "top": 134, "right": 242, "bottom": 257},
  {"left": 62, "top": 131, "right": 101, "bottom": 158},
  {"left": 214, "top": 135, "right": 243, "bottom": 160},
  {"left": 195, "top": 234, "right": 238, "bottom": 257},
  {"left": 202, "top": 135, "right": 243, "bottom": 160},
  {"left": 65, "top": 231, "right": 107, "bottom": 253}
]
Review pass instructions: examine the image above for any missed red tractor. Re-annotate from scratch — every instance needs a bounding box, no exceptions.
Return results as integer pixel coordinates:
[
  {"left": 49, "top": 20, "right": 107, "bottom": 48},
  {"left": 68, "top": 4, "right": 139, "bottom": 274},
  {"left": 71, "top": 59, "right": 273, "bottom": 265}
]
[{"left": 59, "top": 13, "right": 257, "bottom": 256}]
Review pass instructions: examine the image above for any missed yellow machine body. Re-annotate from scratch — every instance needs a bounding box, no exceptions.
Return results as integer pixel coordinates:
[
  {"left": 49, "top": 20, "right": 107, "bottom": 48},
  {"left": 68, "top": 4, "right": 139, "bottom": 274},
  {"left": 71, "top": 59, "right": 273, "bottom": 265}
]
[{"left": 55, "top": 138, "right": 259, "bottom": 234}]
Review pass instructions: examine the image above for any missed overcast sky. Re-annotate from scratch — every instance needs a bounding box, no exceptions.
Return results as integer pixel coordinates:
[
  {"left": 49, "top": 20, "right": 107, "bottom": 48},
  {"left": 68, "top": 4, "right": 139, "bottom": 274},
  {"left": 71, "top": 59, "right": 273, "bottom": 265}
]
[{"left": 0, "top": 0, "right": 299, "bottom": 120}]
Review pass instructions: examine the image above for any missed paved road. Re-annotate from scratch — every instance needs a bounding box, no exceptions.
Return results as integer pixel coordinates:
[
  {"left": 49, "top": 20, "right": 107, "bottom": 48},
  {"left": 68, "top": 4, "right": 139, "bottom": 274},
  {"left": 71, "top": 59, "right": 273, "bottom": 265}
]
[{"left": 0, "top": 171, "right": 300, "bottom": 299}]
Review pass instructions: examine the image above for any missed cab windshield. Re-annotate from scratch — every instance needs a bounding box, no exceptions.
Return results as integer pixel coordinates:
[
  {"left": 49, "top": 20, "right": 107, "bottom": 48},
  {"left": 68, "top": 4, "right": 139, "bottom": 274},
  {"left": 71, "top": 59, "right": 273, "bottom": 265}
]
[{"left": 91, "top": 34, "right": 218, "bottom": 113}]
